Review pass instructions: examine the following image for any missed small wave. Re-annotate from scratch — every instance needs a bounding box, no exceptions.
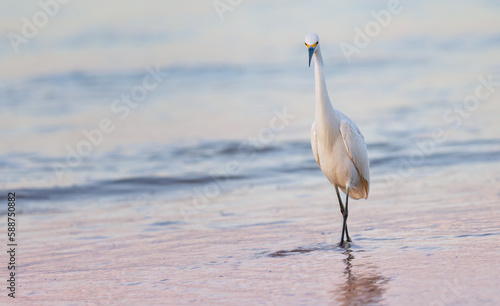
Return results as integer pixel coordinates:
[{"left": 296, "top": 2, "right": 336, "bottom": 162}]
[
  {"left": 0, "top": 174, "right": 248, "bottom": 203},
  {"left": 109, "top": 174, "right": 246, "bottom": 186},
  {"left": 209, "top": 220, "right": 291, "bottom": 230},
  {"left": 77, "top": 236, "right": 108, "bottom": 240},
  {"left": 172, "top": 140, "right": 282, "bottom": 159},
  {"left": 149, "top": 221, "right": 185, "bottom": 227}
]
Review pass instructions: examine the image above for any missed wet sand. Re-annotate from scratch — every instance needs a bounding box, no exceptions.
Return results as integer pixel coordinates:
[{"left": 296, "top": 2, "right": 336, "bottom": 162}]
[{"left": 7, "top": 161, "right": 499, "bottom": 305}]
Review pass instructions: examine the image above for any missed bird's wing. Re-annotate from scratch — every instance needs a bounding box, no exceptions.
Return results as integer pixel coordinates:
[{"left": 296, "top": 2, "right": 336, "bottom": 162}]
[
  {"left": 310, "top": 122, "right": 320, "bottom": 167},
  {"left": 339, "top": 116, "right": 370, "bottom": 196}
]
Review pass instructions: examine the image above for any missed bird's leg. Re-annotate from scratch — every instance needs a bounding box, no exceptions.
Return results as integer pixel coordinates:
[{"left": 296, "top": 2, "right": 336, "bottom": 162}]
[
  {"left": 339, "top": 187, "right": 350, "bottom": 247},
  {"left": 335, "top": 186, "right": 351, "bottom": 243}
]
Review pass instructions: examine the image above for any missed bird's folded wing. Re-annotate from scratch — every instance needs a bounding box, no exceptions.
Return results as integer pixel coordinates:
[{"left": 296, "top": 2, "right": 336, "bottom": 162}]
[{"left": 339, "top": 119, "right": 370, "bottom": 188}]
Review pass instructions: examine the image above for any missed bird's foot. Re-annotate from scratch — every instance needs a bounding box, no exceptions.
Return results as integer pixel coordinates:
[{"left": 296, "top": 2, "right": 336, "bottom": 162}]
[
  {"left": 338, "top": 240, "right": 352, "bottom": 248},
  {"left": 346, "top": 236, "right": 352, "bottom": 243}
]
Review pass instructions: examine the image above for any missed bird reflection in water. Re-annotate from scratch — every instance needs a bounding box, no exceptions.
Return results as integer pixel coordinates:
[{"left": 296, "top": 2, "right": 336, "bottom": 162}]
[{"left": 333, "top": 248, "right": 389, "bottom": 305}]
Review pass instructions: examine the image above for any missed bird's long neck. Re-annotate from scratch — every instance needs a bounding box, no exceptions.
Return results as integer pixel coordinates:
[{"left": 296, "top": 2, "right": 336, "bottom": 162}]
[{"left": 313, "top": 46, "right": 335, "bottom": 123}]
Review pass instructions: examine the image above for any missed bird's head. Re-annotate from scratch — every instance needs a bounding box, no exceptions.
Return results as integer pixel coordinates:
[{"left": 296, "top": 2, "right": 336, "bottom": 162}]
[{"left": 305, "top": 33, "right": 319, "bottom": 67}]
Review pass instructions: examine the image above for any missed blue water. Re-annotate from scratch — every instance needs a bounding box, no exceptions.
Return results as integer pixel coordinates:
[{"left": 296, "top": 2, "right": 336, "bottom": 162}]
[{"left": 1, "top": 1, "right": 500, "bottom": 210}]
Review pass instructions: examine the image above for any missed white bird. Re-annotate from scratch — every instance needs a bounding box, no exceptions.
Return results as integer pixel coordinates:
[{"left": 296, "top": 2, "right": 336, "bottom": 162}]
[{"left": 305, "top": 33, "right": 370, "bottom": 247}]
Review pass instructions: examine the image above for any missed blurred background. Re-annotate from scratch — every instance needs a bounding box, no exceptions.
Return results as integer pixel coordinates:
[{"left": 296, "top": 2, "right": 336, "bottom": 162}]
[{"left": 1, "top": 0, "right": 500, "bottom": 204}]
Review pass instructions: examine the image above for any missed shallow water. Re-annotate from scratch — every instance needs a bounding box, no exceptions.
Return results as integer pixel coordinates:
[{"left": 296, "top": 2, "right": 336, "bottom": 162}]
[{"left": 1, "top": 1, "right": 500, "bottom": 305}]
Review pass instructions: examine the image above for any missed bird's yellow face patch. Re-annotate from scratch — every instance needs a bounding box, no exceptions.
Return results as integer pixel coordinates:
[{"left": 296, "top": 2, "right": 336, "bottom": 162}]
[{"left": 305, "top": 42, "right": 318, "bottom": 48}]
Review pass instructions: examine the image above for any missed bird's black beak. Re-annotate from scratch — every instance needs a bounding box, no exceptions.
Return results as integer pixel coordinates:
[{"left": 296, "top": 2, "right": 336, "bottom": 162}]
[{"left": 308, "top": 47, "right": 315, "bottom": 67}]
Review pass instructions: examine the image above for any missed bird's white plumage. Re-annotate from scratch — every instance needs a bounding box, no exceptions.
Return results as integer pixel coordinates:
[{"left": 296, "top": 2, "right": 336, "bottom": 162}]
[
  {"left": 310, "top": 122, "right": 320, "bottom": 166},
  {"left": 307, "top": 33, "right": 370, "bottom": 201},
  {"left": 338, "top": 114, "right": 369, "bottom": 198},
  {"left": 305, "top": 33, "right": 319, "bottom": 45}
]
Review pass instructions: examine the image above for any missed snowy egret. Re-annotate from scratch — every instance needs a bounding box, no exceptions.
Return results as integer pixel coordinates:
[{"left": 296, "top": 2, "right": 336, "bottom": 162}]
[{"left": 305, "top": 33, "right": 370, "bottom": 247}]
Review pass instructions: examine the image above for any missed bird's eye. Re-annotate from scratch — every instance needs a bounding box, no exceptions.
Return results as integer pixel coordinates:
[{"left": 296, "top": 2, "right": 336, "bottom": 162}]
[
  {"left": 316, "top": 41, "right": 319, "bottom": 44},
  {"left": 304, "top": 42, "right": 307, "bottom": 46}
]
